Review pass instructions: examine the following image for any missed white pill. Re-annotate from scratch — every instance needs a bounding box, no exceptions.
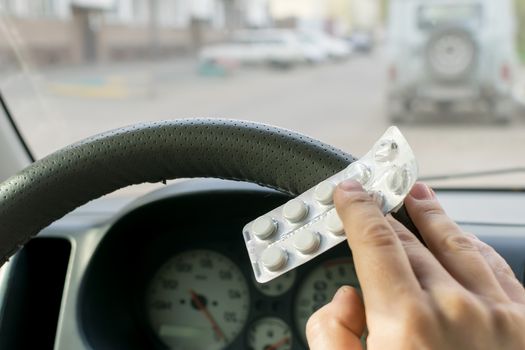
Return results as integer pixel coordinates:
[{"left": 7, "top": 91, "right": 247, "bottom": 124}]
[
  {"left": 261, "top": 246, "right": 287, "bottom": 271},
  {"left": 369, "top": 191, "right": 386, "bottom": 211},
  {"left": 252, "top": 216, "right": 277, "bottom": 239},
  {"left": 345, "top": 162, "right": 372, "bottom": 185},
  {"left": 387, "top": 166, "right": 411, "bottom": 195},
  {"left": 374, "top": 139, "right": 398, "bottom": 162},
  {"left": 283, "top": 199, "right": 308, "bottom": 223},
  {"left": 325, "top": 211, "right": 344, "bottom": 235},
  {"left": 314, "top": 181, "right": 335, "bottom": 205},
  {"left": 293, "top": 230, "right": 320, "bottom": 254}
]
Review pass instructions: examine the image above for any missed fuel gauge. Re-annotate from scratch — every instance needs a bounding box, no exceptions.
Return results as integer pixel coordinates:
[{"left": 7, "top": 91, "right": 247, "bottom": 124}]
[{"left": 247, "top": 317, "right": 292, "bottom": 350}]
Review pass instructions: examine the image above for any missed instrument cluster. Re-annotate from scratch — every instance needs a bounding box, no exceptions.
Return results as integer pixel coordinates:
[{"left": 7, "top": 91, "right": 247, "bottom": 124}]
[
  {"left": 146, "top": 247, "right": 358, "bottom": 350},
  {"left": 78, "top": 182, "right": 360, "bottom": 350}
]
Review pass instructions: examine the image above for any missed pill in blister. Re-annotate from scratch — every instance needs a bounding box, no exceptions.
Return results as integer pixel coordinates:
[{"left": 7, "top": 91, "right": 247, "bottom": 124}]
[
  {"left": 314, "top": 181, "right": 335, "bottom": 205},
  {"left": 374, "top": 139, "right": 398, "bottom": 162},
  {"left": 345, "top": 162, "right": 372, "bottom": 185},
  {"left": 387, "top": 166, "right": 411, "bottom": 195},
  {"left": 369, "top": 191, "right": 386, "bottom": 210},
  {"left": 293, "top": 230, "right": 321, "bottom": 254},
  {"left": 283, "top": 199, "right": 308, "bottom": 222},
  {"left": 244, "top": 126, "right": 418, "bottom": 283},
  {"left": 325, "top": 210, "right": 344, "bottom": 235},
  {"left": 261, "top": 246, "right": 287, "bottom": 271},
  {"left": 252, "top": 216, "right": 277, "bottom": 239}
]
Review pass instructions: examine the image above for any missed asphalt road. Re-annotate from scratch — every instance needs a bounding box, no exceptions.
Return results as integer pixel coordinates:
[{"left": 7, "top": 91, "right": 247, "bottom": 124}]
[{"left": 4, "top": 51, "right": 525, "bottom": 188}]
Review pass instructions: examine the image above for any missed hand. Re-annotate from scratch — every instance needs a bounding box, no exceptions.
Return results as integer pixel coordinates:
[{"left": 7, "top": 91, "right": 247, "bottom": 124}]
[{"left": 306, "top": 181, "right": 525, "bottom": 350}]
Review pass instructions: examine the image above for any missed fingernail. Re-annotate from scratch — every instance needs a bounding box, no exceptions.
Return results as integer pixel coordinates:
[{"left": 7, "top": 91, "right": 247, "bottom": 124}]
[
  {"left": 333, "top": 285, "right": 352, "bottom": 300},
  {"left": 339, "top": 179, "right": 363, "bottom": 192},
  {"left": 410, "top": 183, "right": 433, "bottom": 200}
]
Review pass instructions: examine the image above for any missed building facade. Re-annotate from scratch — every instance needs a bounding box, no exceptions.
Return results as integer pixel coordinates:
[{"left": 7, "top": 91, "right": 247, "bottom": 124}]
[
  {"left": 0, "top": 0, "right": 270, "bottom": 66},
  {"left": 269, "top": 0, "right": 381, "bottom": 35}
]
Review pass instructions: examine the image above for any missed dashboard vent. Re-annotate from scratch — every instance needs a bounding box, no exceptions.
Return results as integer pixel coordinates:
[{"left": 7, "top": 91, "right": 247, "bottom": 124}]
[{"left": 0, "top": 238, "right": 71, "bottom": 349}]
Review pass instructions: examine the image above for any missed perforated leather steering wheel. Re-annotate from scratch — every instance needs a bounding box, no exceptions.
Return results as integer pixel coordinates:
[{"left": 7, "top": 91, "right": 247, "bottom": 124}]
[{"left": 0, "top": 119, "right": 361, "bottom": 265}]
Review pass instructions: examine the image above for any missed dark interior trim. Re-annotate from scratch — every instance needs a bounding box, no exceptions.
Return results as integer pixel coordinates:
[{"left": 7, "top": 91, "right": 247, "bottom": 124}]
[{"left": 0, "top": 91, "right": 35, "bottom": 162}]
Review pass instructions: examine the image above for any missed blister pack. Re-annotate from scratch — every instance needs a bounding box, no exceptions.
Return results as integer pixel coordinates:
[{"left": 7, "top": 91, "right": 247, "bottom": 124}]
[{"left": 243, "top": 126, "right": 418, "bottom": 283}]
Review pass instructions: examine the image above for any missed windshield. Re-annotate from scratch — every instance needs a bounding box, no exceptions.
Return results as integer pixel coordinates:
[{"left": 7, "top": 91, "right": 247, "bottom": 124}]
[
  {"left": 0, "top": 0, "right": 524, "bottom": 190},
  {"left": 418, "top": 4, "right": 482, "bottom": 30}
]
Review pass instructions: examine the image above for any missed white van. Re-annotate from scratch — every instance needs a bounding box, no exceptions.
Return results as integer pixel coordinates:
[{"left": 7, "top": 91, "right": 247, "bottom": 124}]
[{"left": 387, "top": 0, "right": 518, "bottom": 123}]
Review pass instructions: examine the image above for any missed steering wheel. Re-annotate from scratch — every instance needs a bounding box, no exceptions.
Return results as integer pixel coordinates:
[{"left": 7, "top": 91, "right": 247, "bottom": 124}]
[
  {"left": 0, "top": 118, "right": 414, "bottom": 266},
  {"left": 0, "top": 119, "right": 355, "bottom": 265}
]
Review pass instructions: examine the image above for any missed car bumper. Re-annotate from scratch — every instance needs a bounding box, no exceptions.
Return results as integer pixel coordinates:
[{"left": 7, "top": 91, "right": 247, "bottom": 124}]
[{"left": 390, "top": 83, "right": 512, "bottom": 111}]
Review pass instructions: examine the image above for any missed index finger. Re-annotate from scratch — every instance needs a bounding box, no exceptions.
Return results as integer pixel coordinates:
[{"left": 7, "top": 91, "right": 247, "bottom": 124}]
[{"left": 334, "top": 180, "right": 421, "bottom": 309}]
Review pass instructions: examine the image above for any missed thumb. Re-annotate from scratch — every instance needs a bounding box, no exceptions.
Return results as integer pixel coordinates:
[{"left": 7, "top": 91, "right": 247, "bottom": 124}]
[{"left": 306, "top": 286, "right": 366, "bottom": 350}]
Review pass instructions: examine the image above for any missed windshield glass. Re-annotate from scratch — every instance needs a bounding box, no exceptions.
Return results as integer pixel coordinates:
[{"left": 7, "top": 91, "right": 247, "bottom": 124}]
[
  {"left": 0, "top": 0, "right": 524, "bottom": 189},
  {"left": 418, "top": 4, "right": 482, "bottom": 30}
]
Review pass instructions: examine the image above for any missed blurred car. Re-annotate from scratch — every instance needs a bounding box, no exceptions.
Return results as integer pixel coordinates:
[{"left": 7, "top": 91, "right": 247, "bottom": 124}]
[
  {"left": 199, "top": 30, "right": 305, "bottom": 70},
  {"left": 295, "top": 32, "right": 329, "bottom": 64},
  {"left": 300, "top": 31, "right": 352, "bottom": 61},
  {"left": 348, "top": 31, "right": 374, "bottom": 54},
  {"left": 387, "top": 0, "right": 518, "bottom": 123},
  {"left": 512, "top": 74, "right": 525, "bottom": 111}
]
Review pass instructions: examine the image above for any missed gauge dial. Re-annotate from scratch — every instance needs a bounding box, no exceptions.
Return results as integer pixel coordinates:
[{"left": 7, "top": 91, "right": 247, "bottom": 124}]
[
  {"left": 247, "top": 317, "right": 292, "bottom": 350},
  {"left": 146, "top": 250, "right": 250, "bottom": 350},
  {"left": 294, "top": 257, "right": 359, "bottom": 345},
  {"left": 254, "top": 270, "right": 296, "bottom": 297}
]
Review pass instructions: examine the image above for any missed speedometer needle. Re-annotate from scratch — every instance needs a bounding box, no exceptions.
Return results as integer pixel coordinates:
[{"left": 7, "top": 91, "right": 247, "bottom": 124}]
[
  {"left": 267, "top": 336, "right": 290, "bottom": 350},
  {"left": 189, "top": 289, "right": 226, "bottom": 342}
]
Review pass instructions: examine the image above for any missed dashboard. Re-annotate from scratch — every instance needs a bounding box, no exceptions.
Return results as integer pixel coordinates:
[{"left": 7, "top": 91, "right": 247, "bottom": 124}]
[
  {"left": 1, "top": 179, "right": 525, "bottom": 350},
  {"left": 79, "top": 181, "right": 358, "bottom": 350}
]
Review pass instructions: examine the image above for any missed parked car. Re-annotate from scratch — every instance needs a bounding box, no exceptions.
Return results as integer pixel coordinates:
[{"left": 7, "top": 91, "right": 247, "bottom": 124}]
[
  {"left": 387, "top": 0, "right": 518, "bottom": 123},
  {"left": 348, "top": 30, "right": 374, "bottom": 54},
  {"left": 300, "top": 31, "right": 352, "bottom": 61},
  {"left": 199, "top": 30, "right": 305, "bottom": 70},
  {"left": 295, "top": 32, "right": 329, "bottom": 64}
]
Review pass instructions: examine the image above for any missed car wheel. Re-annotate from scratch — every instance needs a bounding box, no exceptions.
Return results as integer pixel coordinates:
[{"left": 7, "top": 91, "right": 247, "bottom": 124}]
[
  {"left": 492, "top": 111, "right": 512, "bottom": 125},
  {"left": 425, "top": 27, "right": 477, "bottom": 83},
  {"left": 269, "top": 60, "right": 292, "bottom": 70},
  {"left": 491, "top": 100, "right": 513, "bottom": 125},
  {"left": 388, "top": 98, "right": 412, "bottom": 124}
]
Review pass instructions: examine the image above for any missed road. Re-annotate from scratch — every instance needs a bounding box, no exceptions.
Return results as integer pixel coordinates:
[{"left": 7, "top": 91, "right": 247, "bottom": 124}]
[{"left": 4, "top": 52, "right": 525, "bottom": 188}]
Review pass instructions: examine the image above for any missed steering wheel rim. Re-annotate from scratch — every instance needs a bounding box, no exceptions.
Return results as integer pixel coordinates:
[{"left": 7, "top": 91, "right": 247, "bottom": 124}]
[{"left": 0, "top": 119, "right": 355, "bottom": 265}]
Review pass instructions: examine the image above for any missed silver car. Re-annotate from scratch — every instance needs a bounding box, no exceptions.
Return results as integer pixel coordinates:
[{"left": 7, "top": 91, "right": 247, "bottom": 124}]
[
  {"left": 199, "top": 30, "right": 305, "bottom": 69},
  {"left": 387, "top": 0, "right": 518, "bottom": 123}
]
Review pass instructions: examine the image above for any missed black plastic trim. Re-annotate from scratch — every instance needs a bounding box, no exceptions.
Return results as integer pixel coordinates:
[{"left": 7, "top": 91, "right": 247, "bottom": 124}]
[
  {"left": 0, "top": 238, "right": 71, "bottom": 349},
  {"left": 0, "top": 91, "right": 35, "bottom": 162}
]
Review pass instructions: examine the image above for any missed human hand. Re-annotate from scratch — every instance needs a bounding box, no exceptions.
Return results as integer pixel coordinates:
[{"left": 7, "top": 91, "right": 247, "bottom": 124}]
[{"left": 306, "top": 181, "right": 525, "bottom": 350}]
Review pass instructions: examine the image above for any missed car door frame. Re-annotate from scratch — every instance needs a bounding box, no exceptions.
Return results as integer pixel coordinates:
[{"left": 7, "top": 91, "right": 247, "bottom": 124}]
[{"left": 0, "top": 92, "right": 33, "bottom": 182}]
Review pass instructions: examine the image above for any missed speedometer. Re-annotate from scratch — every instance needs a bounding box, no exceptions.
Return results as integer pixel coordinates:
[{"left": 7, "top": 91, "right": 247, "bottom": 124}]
[
  {"left": 294, "top": 257, "right": 359, "bottom": 345},
  {"left": 146, "top": 250, "right": 250, "bottom": 350}
]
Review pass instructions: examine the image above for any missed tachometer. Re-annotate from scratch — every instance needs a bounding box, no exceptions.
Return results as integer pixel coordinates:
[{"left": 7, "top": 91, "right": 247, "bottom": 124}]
[
  {"left": 294, "top": 257, "right": 359, "bottom": 345},
  {"left": 146, "top": 250, "right": 250, "bottom": 350}
]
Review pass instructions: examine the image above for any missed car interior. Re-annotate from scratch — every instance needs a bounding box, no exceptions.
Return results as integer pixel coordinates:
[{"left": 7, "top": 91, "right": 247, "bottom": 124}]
[{"left": 0, "top": 1, "right": 525, "bottom": 350}]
